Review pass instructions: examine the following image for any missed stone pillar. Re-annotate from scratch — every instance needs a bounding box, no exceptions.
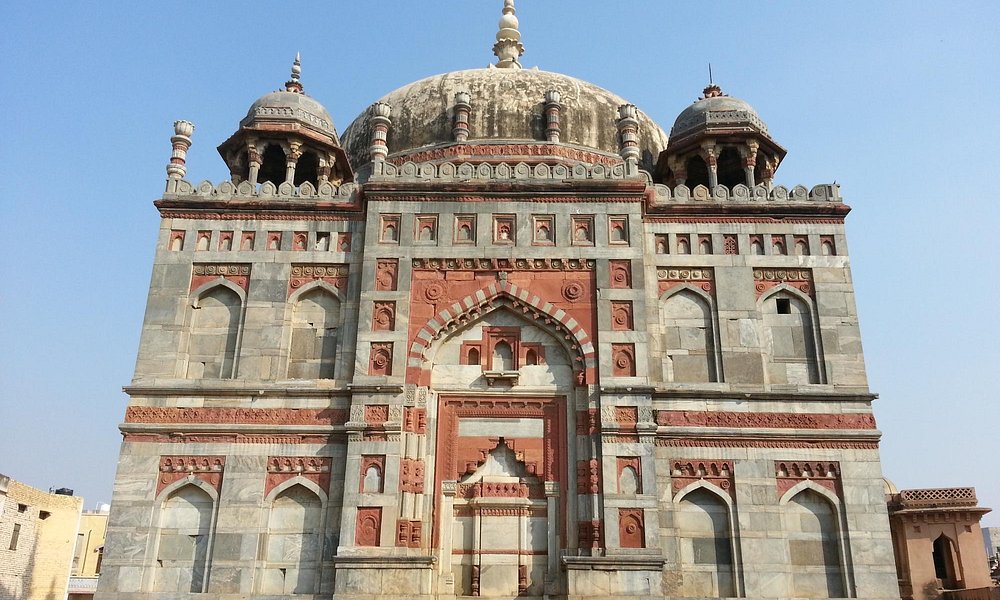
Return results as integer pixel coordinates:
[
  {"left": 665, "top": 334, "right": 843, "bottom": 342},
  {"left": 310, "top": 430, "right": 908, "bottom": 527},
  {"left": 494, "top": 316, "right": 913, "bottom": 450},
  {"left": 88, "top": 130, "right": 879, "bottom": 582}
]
[
  {"left": 616, "top": 104, "right": 641, "bottom": 168},
  {"left": 669, "top": 156, "right": 687, "bottom": 186},
  {"left": 744, "top": 141, "right": 759, "bottom": 187},
  {"left": 544, "top": 90, "right": 561, "bottom": 143},
  {"left": 284, "top": 141, "right": 301, "bottom": 184},
  {"left": 439, "top": 481, "right": 457, "bottom": 589},
  {"left": 369, "top": 101, "right": 392, "bottom": 162},
  {"left": 247, "top": 141, "right": 261, "bottom": 186},
  {"left": 702, "top": 142, "right": 719, "bottom": 188},
  {"left": 452, "top": 91, "right": 471, "bottom": 142},
  {"left": 545, "top": 481, "right": 560, "bottom": 581},
  {"left": 165, "top": 120, "right": 193, "bottom": 191}
]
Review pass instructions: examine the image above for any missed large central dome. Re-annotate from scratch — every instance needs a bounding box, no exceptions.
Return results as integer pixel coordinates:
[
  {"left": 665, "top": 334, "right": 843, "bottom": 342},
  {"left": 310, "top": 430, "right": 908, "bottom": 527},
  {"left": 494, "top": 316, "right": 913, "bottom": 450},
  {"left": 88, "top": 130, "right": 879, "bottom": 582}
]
[{"left": 340, "top": 68, "right": 668, "bottom": 171}]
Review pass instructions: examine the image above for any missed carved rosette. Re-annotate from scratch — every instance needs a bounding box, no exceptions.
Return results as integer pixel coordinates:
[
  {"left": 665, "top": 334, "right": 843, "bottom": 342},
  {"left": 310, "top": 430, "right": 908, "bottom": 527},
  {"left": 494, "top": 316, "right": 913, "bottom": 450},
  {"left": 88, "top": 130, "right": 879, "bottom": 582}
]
[
  {"left": 374, "top": 259, "right": 398, "bottom": 291},
  {"left": 611, "top": 301, "right": 633, "bottom": 331},
  {"left": 372, "top": 301, "right": 396, "bottom": 331},
  {"left": 753, "top": 268, "right": 813, "bottom": 298},
  {"left": 288, "top": 264, "right": 348, "bottom": 296},
  {"left": 190, "top": 263, "right": 251, "bottom": 292},
  {"left": 618, "top": 508, "right": 645, "bottom": 548},
  {"left": 369, "top": 343, "right": 393, "bottom": 376},
  {"left": 657, "top": 267, "right": 713, "bottom": 296},
  {"left": 611, "top": 344, "right": 636, "bottom": 376},
  {"left": 157, "top": 455, "right": 225, "bottom": 495},
  {"left": 609, "top": 260, "right": 632, "bottom": 289}
]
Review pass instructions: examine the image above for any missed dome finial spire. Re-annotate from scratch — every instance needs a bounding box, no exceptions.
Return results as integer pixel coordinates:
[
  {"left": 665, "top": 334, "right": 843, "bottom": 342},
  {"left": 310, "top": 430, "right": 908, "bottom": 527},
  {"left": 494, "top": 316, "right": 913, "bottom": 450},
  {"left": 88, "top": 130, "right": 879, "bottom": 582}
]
[
  {"left": 493, "top": 0, "right": 524, "bottom": 69},
  {"left": 285, "top": 52, "right": 303, "bottom": 93}
]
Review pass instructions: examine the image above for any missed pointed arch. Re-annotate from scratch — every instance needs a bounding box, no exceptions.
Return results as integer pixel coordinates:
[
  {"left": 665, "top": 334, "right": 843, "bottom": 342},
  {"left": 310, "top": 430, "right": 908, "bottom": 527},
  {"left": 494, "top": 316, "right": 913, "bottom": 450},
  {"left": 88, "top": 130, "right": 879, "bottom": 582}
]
[
  {"left": 407, "top": 280, "right": 594, "bottom": 378},
  {"left": 659, "top": 284, "right": 722, "bottom": 383},
  {"left": 287, "top": 282, "right": 342, "bottom": 380},
  {"left": 151, "top": 482, "right": 217, "bottom": 593},
  {"left": 782, "top": 485, "right": 849, "bottom": 598},
  {"left": 759, "top": 284, "right": 825, "bottom": 385},
  {"left": 674, "top": 485, "right": 739, "bottom": 597},
  {"left": 259, "top": 482, "right": 325, "bottom": 594},
  {"left": 186, "top": 282, "right": 244, "bottom": 379}
]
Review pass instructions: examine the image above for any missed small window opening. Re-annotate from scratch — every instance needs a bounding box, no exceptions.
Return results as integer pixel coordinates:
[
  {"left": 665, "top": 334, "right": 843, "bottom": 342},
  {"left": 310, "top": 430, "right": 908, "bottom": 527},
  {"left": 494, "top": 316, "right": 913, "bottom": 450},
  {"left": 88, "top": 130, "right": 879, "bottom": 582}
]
[
  {"left": 17, "top": 503, "right": 27, "bottom": 513},
  {"left": 684, "top": 155, "right": 710, "bottom": 189},
  {"left": 294, "top": 151, "right": 320, "bottom": 186},
  {"left": 9, "top": 524, "right": 21, "bottom": 550},
  {"left": 467, "top": 347, "right": 480, "bottom": 366},
  {"left": 776, "top": 298, "right": 791, "bottom": 314},
  {"left": 525, "top": 349, "right": 538, "bottom": 366},
  {"left": 314, "top": 232, "right": 330, "bottom": 251},
  {"left": 258, "top": 144, "right": 287, "bottom": 187},
  {"left": 717, "top": 146, "right": 744, "bottom": 188},
  {"left": 39, "top": 510, "right": 51, "bottom": 520}
]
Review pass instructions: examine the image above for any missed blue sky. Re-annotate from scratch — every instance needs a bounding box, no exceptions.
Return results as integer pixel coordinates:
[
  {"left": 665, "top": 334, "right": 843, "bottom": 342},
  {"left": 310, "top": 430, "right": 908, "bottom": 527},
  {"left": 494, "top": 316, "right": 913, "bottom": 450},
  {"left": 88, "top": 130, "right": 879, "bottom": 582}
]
[{"left": 1, "top": 1, "right": 998, "bottom": 525}]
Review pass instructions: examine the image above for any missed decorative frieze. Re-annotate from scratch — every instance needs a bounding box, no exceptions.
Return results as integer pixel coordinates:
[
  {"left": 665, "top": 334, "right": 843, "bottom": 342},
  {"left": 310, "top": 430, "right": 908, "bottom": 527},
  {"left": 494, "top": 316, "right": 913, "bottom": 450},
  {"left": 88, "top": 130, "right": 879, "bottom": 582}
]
[
  {"left": 775, "top": 460, "right": 841, "bottom": 498},
  {"left": 289, "top": 263, "right": 348, "bottom": 295},
  {"left": 125, "top": 406, "right": 348, "bottom": 426},
  {"left": 190, "top": 263, "right": 251, "bottom": 292},
  {"left": 671, "top": 459, "right": 734, "bottom": 499},
  {"left": 264, "top": 456, "right": 331, "bottom": 497},
  {"left": 411, "top": 257, "right": 595, "bottom": 272},
  {"left": 753, "top": 268, "right": 813, "bottom": 298},
  {"left": 656, "top": 267, "right": 713, "bottom": 295},
  {"left": 157, "top": 455, "right": 225, "bottom": 494},
  {"left": 656, "top": 410, "right": 876, "bottom": 430}
]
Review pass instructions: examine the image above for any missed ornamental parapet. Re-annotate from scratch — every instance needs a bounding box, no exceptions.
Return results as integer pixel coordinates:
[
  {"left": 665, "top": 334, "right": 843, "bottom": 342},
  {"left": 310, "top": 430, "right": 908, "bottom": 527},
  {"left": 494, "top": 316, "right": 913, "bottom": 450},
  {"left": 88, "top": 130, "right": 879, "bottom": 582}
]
[
  {"left": 650, "top": 182, "right": 841, "bottom": 206},
  {"left": 162, "top": 178, "right": 358, "bottom": 202},
  {"left": 890, "top": 487, "right": 979, "bottom": 509}
]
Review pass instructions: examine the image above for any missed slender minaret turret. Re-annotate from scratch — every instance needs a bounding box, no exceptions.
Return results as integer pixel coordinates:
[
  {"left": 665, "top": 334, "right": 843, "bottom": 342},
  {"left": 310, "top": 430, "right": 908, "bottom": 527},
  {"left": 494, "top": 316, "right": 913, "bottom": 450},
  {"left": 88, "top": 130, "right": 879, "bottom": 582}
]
[{"left": 492, "top": 0, "right": 524, "bottom": 69}]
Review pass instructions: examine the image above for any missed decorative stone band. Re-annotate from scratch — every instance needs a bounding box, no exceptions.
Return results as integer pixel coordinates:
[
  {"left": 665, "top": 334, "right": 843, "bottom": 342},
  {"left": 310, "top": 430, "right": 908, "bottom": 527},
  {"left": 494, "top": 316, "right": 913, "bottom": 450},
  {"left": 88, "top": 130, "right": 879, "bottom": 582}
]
[
  {"left": 671, "top": 459, "right": 736, "bottom": 500},
  {"left": 656, "top": 438, "right": 879, "bottom": 449},
  {"left": 753, "top": 268, "right": 813, "bottom": 298},
  {"left": 412, "top": 257, "right": 595, "bottom": 272},
  {"left": 288, "top": 264, "right": 348, "bottom": 296},
  {"left": 161, "top": 178, "right": 357, "bottom": 201},
  {"left": 264, "top": 456, "right": 332, "bottom": 498},
  {"left": 371, "top": 157, "right": 634, "bottom": 182},
  {"left": 191, "top": 263, "right": 251, "bottom": 292},
  {"left": 125, "top": 406, "right": 349, "bottom": 426},
  {"left": 456, "top": 481, "right": 542, "bottom": 499},
  {"left": 775, "top": 460, "right": 841, "bottom": 498},
  {"left": 650, "top": 182, "right": 841, "bottom": 206},
  {"left": 157, "top": 455, "right": 225, "bottom": 495},
  {"left": 387, "top": 143, "right": 624, "bottom": 167},
  {"left": 126, "top": 432, "right": 335, "bottom": 444},
  {"left": 645, "top": 216, "right": 846, "bottom": 224},
  {"left": 455, "top": 507, "right": 546, "bottom": 518},
  {"left": 158, "top": 210, "right": 363, "bottom": 222},
  {"left": 656, "top": 410, "right": 876, "bottom": 430},
  {"left": 658, "top": 267, "right": 714, "bottom": 296}
]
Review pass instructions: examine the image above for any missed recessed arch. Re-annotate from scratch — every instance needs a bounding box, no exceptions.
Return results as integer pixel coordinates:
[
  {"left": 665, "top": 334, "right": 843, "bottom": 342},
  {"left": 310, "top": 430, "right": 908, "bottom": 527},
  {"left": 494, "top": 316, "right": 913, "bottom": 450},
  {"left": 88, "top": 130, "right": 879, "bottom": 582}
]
[
  {"left": 675, "top": 485, "right": 739, "bottom": 597},
  {"left": 287, "top": 284, "right": 342, "bottom": 380},
  {"left": 259, "top": 482, "right": 325, "bottom": 595},
  {"left": 152, "top": 483, "right": 216, "bottom": 593},
  {"left": 659, "top": 284, "right": 722, "bottom": 383},
  {"left": 782, "top": 485, "right": 848, "bottom": 599},
  {"left": 259, "top": 143, "right": 287, "bottom": 187},
  {"left": 759, "top": 284, "right": 825, "bottom": 385},
  {"left": 186, "top": 282, "right": 244, "bottom": 379},
  {"left": 408, "top": 281, "right": 594, "bottom": 379}
]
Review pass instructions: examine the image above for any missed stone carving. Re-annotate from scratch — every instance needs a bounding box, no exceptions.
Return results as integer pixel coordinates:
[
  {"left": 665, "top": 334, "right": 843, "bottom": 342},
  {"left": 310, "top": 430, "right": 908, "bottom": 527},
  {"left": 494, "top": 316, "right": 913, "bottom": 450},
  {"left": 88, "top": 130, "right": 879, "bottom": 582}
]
[
  {"left": 578, "top": 519, "right": 603, "bottom": 550},
  {"left": 288, "top": 263, "right": 348, "bottom": 295},
  {"left": 561, "top": 281, "right": 584, "bottom": 302},
  {"left": 157, "top": 455, "right": 225, "bottom": 494},
  {"left": 355, "top": 507, "right": 382, "bottom": 547},
  {"left": 671, "top": 459, "right": 734, "bottom": 499},
  {"left": 723, "top": 234, "right": 738, "bottom": 255},
  {"left": 127, "top": 433, "right": 335, "bottom": 444},
  {"left": 337, "top": 232, "right": 351, "bottom": 252},
  {"left": 655, "top": 410, "right": 877, "bottom": 430},
  {"left": 618, "top": 509, "right": 645, "bottom": 548},
  {"left": 753, "top": 268, "right": 813, "bottom": 298},
  {"left": 374, "top": 259, "right": 398, "bottom": 291},
  {"left": 576, "top": 409, "right": 600, "bottom": 435},
  {"left": 265, "top": 456, "right": 332, "bottom": 497},
  {"left": 611, "top": 301, "right": 633, "bottom": 331},
  {"left": 611, "top": 344, "right": 636, "bottom": 376},
  {"left": 411, "top": 257, "right": 594, "bottom": 272},
  {"left": 576, "top": 459, "right": 600, "bottom": 494},
  {"left": 617, "top": 457, "right": 642, "bottom": 494},
  {"left": 360, "top": 455, "right": 385, "bottom": 493},
  {"left": 168, "top": 230, "right": 185, "bottom": 251},
  {"left": 190, "top": 263, "right": 251, "bottom": 292},
  {"left": 775, "top": 460, "right": 841, "bottom": 498},
  {"left": 609, "top": 260, "right": 632, "bottom": 289},
  {"left": 423, "top": 282, "right": 445, "bottom": 302},
  {"left": 656, "top": 267, "right": 713, "bottom": 295},
  {"left": 384, "top": 144, "right": 624, "bottom": 168},
  {"left": 126, "top": 406, "right": 348, "bottom": 426},
  {"left": 396, "top": 519, "right": 422, "bottom": 548},
  {"left": 369, "top": 343, "right": 393, "bottom": 376},
  {"left": 364, "top": 404, "right": 389, "bottom": 425},
  {"left": 571, "top": 216, "right": 594, "bottom": 245},
  {"left": 648, "top": 183, "right": 841, "bottom": 208},
  {"left": 372, "top": 301, "right": 395, "bottom": 331},
  {"left": 656, "top": 438, "right": 880, "bottom": 450},
  {"left": 399, "top": 458, "right": 425, "bottom": 494},
  {"left": 403, "top": 407, "right": 427, "bottom": 434}
]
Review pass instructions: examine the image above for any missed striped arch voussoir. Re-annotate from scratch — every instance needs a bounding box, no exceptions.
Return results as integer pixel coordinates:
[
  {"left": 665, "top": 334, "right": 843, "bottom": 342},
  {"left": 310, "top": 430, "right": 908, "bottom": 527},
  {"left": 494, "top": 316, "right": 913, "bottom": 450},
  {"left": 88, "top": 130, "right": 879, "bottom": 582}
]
[{"left": 407, "top": 281, "right": 594, "bottom": 370}]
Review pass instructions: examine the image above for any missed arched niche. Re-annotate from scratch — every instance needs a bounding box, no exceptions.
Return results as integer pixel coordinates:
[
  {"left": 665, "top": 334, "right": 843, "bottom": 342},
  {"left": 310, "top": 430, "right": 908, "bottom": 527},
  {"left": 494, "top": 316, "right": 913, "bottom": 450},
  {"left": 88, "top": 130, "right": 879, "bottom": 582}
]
[
  {"left": 760, "top": 287, "right": 824, "bottom": 385},
  {"left": 259, "top": 143, "right": 287, "bottom": 187},
  {"left": 717, "top": 146, "right": 744, "bottom": 188},
  {"left": 153, "top": 484, "right": 215, "bottom": 593},
  {"left": 783, "top": 487, "right": 846, "bottom": 598},
  {"left": 186, "top": 283, "right": 243, "bottom": 379},
  {"left": 675, "top": 487, "right": 737, "bottom": 597},
  {"left": 685, "top": 154, "right": 710, "bottom": 189},
  {"left": 932, "top": 534, "right": 961, "bottom": 589},
  {"left": 294, "top": 151, "right": 320, "bottom": 187},
  {"left": 259, "top": 483, "right": 325, "bottom": 595},
  {"left": 287, "top": 284, "right": 342, "bottom": 379},
  {"left": 660, "top": 286, "right": 721, "bottom": 383}
]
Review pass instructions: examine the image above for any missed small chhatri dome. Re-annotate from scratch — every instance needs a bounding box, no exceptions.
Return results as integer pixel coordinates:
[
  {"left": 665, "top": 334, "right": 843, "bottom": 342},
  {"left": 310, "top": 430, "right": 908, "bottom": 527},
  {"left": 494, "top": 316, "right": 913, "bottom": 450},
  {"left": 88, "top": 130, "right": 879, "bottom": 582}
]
[
  {"left": 240, "top": 54, "right": 338, "bottom": 139},
  {"left": 670, "top": 84, "right": 770, "bottom": 140}
]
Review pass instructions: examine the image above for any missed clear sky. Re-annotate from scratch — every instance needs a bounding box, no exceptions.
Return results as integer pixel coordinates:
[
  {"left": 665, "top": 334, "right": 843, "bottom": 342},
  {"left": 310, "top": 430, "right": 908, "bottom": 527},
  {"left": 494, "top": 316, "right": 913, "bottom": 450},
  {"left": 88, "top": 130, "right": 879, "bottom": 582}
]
[{"left": 1, "top": 2, "right": 997, "bottom": 525}]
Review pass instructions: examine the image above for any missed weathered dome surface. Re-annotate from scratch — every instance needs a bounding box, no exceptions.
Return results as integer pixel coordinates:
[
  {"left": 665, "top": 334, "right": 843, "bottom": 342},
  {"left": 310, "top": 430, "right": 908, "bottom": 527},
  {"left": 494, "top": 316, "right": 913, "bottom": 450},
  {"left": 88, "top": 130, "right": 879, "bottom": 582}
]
[
  {"left": 670, "top": 94, "right": 768, "bottom": 139},
  {"left": 242, "top": 90, "right": 338, "bottom": 139},
  {"left": 341, "top": 68, "right": 669, "bottom": 170}
]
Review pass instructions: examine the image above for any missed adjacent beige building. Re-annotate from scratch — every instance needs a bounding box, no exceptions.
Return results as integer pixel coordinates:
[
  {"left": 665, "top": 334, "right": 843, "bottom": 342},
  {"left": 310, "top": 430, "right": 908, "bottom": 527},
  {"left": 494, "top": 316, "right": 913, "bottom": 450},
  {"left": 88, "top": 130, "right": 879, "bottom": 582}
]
[
  {"left": 68, "top": 507, "right": 109, "bottom": 600},
  {"left": 98, "top": 2, "right": 908, "bottom": 599},
  {"left": 0, "top": 475, "right": 83, "bottom": 600}
]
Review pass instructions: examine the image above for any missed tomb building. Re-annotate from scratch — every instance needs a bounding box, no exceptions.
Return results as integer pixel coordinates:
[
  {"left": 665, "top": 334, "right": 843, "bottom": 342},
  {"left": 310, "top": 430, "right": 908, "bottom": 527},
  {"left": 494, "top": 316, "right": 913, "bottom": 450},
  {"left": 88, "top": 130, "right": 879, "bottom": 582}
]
[{"left": 98, "top": 2, "right": 902, "bottom": 598}]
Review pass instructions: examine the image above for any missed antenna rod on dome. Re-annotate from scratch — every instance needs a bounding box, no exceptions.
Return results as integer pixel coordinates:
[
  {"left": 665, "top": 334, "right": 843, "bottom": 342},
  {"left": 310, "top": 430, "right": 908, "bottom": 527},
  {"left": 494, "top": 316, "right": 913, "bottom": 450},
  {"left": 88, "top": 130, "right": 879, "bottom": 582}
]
[
  {"left": 493, "top": 0, "right": 524, "bottom": 69},
  {"left": 708, "top": 63, "right": 713, "bottom": 85},
  {"left": 286, "top": 52, "right": 303, "bottom": 93}
]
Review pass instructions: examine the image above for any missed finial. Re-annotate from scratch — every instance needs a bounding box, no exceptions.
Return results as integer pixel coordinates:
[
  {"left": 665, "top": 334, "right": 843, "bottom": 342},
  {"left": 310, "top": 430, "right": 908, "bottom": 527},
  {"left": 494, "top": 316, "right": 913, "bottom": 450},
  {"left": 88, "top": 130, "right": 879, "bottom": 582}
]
[
  {"left": 493, "top": 0, "right": 524, "bottom": 69},
  {"left": 285, "top": 53, "right": 303, "bottom": 93},
  {"left": 701, "top": 83, "right": 724, "bottom": 99}
]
